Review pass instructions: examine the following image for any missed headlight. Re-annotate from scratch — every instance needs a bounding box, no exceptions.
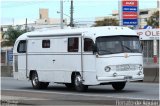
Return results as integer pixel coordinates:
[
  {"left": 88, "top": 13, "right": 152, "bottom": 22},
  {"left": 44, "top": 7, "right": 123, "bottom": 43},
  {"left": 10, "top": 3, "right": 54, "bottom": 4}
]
[
  {"left": 105, "top": 66, "right": 111, "bottom": 72},
  {"left": 137, "top": 71, "right": 142, "bottom": 75},
  {"left": 139, "top": 65, "right": 143, "bottom": 70}
]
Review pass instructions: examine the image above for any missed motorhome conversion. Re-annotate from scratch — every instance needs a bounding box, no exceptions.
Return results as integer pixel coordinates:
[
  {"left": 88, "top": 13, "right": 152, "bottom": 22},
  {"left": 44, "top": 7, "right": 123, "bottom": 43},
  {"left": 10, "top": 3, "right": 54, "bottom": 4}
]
[{"left": 13, "top": 26, "right": 144, "bottom": 91}]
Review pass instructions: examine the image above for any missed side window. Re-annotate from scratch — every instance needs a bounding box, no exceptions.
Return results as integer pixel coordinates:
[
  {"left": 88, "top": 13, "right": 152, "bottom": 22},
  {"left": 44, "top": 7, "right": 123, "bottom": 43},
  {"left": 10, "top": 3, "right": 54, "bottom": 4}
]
[
  {"left": 84, "top": 38, "right": 93, "bottom": 52},
  {"left": 68, "top": 37, "right": 79, "bottom": 52},
  {"left": 42, "top": 40, "right": 50, "bottom": 48},
  {"left": 17, "top": 40, "right": 26, "bottom": 53}
]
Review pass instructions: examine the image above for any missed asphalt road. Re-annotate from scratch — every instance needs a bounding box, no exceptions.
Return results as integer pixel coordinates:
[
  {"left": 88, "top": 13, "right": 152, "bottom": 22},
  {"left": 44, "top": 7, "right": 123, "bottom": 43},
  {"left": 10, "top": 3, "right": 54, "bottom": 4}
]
[{"left": 1, "top": 77, "right": 159, "bottom": 106}]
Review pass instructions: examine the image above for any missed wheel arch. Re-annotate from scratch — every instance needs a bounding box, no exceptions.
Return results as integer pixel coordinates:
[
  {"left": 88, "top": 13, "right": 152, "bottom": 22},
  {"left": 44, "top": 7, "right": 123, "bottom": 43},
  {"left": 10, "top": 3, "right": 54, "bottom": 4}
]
[{"left": 29, "top": 70, "right": 37, "bottom": 80}]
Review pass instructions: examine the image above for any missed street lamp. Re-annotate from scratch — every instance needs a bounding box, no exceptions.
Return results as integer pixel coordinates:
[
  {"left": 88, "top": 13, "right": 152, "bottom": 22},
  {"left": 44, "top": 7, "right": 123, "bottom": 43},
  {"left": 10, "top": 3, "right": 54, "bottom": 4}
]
[{"left": 57, "top": 11, "right": 70, "bottom": 18}]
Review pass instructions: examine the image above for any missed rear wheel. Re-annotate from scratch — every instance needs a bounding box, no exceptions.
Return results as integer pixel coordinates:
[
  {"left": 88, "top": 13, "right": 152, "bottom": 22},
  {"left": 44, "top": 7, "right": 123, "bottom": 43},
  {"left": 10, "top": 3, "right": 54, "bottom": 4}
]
[
  {"left": 112, "top": 82, "right": 126, "bottom": 91},
  {"left": 74, "top": 75, "right": 88, "bottom": 92},
  {"left": 31, "top": 72, "right": 49, "bottom": 89}
]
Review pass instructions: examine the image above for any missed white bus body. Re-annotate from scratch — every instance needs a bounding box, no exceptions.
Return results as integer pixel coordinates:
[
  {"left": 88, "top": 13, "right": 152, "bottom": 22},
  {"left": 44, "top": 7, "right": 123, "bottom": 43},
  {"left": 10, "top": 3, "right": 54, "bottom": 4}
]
[{"left": 13, "top": 26, "right": 144, "bottom": 91}]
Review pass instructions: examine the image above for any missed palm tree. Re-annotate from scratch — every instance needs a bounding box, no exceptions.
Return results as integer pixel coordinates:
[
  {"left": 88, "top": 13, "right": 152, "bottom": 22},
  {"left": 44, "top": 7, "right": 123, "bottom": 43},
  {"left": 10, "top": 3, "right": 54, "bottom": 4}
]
[
  {"left": 2, "top": 26, "right": 26, "bottom": 47},
  {"left": 147, "top": 11, "right": 159, "bottom": 28},
  {"left": 94, "top": 18, "right": 119, "bottom": 27}
]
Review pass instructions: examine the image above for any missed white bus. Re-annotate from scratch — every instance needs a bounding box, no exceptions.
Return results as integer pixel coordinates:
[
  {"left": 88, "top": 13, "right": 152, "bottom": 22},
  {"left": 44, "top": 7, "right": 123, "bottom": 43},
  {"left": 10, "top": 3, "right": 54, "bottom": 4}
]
[{"left": 13, "top": 26, "right": 144, "bottom": 91}]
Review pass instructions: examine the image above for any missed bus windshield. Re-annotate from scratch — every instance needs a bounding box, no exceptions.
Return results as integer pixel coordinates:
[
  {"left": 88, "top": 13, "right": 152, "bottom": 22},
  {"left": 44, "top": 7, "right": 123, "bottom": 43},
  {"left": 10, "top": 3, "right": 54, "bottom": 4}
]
[{"left": 96, "top": 36, "right": 142, "bottom": 55}]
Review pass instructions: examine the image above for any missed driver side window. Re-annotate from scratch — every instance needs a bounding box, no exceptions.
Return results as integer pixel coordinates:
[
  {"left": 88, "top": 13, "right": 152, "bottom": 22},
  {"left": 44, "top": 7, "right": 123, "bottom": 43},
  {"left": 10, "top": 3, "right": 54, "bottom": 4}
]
[{"left": 84, "top": 38, "right": 94, "bottom": 52}]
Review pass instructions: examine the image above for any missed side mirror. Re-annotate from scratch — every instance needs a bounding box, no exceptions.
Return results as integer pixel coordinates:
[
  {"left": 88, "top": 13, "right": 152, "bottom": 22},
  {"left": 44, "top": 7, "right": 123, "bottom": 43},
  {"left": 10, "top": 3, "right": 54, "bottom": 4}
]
[{"left": 92, "top": 44, "right": 97, "bottom": 54}]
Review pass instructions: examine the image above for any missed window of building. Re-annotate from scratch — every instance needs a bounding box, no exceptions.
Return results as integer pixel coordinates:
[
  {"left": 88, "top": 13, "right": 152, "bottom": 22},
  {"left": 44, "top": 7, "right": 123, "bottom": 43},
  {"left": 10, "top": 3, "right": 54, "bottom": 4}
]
[
  {"left": 68, "top": 37, "right": 79, "bottom": 52},
  {"left": 42, "top": 40, "right": 50, "bottom": 48},
  {"left": 1, "top": 51, "right": 6, "bottom": 63},
  {"left": 17, "top": 40, "right": 26, "bottom": 53},
  {"left": 84, "top": 38, "right": 93, "bottom": 52},
  {"left": 139, "top": 11, "right": 148, "bottom": 15},
  {"left": 145, "top": 18, "right": 147, "bottom": 22}
]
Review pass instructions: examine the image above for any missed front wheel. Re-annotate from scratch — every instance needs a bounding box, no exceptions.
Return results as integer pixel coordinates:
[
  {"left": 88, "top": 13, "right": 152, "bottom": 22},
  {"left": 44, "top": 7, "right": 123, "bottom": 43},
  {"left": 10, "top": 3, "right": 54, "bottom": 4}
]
[
  {"left": 112, "top": 82, "right": 126, "bottom": 91},
  {"left": 31, "top": 72, "right": 49, "bottom": 89},
  {"left": 74, "top": 75, "right": 88, "bottom": 92}
]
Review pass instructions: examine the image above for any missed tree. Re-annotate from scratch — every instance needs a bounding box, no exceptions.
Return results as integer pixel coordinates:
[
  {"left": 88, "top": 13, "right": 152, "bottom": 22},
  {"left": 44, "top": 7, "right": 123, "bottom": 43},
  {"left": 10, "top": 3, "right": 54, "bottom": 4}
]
[
  {"left": 94, "top": 18, "right": 119, "bottom": 27},
  {"left": 2, "top": 25, "right": 26, "bottom": 47},
  {"left": 147, "top": 11, "right": 159, "bottom": 28}
]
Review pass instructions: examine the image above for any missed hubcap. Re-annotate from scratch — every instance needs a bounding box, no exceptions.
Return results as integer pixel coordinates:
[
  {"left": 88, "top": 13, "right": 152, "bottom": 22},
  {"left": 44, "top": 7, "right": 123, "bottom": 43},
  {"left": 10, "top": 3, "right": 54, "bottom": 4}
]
[
  {"left": 32, "top": 75, "right": 38, "bottom": 86},
  {"left": 75, "top": 75, "right": 82, "bottom": 87}
]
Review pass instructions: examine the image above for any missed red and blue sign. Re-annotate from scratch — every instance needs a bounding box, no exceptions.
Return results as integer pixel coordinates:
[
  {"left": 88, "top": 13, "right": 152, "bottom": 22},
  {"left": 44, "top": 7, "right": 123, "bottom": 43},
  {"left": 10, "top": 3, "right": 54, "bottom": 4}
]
[
  {"left": 123, "top": 19, "right": 138, "bottom": 25},
  {"left": 123, "top": 12, "right": 137, "bottom": 19},
  {"left": 122, "top": 0, "right": 138, "bottom": 6},
  {"left": 121, "top": 0, "right": 138, "bottom": 26},
  {"left": 123, "top": 6, "right": 137, "bottom": 12}
]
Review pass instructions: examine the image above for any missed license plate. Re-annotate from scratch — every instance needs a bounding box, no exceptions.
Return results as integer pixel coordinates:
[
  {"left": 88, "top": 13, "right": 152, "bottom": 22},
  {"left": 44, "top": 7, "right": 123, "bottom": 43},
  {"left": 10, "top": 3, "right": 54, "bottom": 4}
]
[{"left": 124, "top": 76, "right": 132, "bottom": 80}]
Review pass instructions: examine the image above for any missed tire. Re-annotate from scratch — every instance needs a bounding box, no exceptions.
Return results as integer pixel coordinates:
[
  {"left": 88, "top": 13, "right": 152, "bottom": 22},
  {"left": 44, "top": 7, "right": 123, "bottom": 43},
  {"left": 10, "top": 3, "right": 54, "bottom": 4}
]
[
  {"left": 31, "top": 72, "right": 49, "bottom": 89},
  {"left": 74, "top": 75, "right": 88, "bottom": 92},
  {"left": 41, "top": 82, "right": 49, "bottom": 89},
  {"left": 65, "top": 83, "right": 74, "bottom": 89},
  {"left": 112, "top": 82, "right": 126, "bottom": 91}
]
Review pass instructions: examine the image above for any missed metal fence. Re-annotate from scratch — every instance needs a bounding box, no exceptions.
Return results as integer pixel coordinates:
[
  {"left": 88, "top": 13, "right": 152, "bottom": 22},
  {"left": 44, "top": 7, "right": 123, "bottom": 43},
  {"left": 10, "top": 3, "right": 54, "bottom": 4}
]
[
  {"left": 1, "top": 48, "right": 13, "bottom": 66},
  {"left": 142, "top": 40, "right": 159, "bottom": 64}
]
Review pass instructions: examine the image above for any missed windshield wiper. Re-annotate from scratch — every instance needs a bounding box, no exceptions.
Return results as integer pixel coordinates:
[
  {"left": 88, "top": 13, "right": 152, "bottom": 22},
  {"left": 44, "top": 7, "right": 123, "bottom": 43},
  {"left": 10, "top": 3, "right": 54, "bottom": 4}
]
[{"left": 122, "top": 45, "right": 134, "bottom": 52}]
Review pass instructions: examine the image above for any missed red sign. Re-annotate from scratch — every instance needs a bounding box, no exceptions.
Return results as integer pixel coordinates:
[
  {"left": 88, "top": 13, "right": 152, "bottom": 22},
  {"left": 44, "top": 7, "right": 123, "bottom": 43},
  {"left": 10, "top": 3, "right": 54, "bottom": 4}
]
[
  {"left": 123, "top": 12, "right": 138, "bottom": 19},
  {"left": 121, "top": 0, "right": 138, "bottom": 25},
  {"left": 122, "top": 0, "right": 138, "bottom": 6}
]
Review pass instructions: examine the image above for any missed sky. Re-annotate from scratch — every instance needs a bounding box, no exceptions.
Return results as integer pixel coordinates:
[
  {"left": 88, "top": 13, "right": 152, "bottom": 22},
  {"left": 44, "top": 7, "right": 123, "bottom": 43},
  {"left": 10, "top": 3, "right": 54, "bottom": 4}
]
[{"left": 1, "top": 0, "right": 158, "bottom": 25}]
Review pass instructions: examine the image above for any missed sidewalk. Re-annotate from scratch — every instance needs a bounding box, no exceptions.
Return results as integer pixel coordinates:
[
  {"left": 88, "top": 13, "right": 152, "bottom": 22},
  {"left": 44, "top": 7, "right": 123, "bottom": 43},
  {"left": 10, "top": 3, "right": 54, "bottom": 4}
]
[{"left": 143, "top": 64, "right": 159, "bottom": 68}]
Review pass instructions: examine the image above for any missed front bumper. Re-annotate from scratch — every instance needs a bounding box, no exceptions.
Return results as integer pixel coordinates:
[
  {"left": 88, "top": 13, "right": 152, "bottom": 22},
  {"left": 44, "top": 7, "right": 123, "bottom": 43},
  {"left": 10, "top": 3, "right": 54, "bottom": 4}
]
[{"left": 97, "top": 75, "right": 144, "bottom": 82}]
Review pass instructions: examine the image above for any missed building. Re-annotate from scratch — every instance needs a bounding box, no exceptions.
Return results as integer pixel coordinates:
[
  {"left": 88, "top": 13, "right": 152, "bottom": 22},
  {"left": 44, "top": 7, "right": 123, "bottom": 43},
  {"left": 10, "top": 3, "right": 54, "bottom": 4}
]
[
  {"left": 95, "top": 10, "right": 119, "bottom": 22},
  {"left": 0, "top": 27, "right": 2, "bottom": 42},
  {"left": 39, "top": 8, "right": 49, "bottom": 20},
  {"left": 139, "top": 8, "right": 159, "bottom": 28},
  {"left": 36, "top": 8, "right": 67, "bottom": 25}
]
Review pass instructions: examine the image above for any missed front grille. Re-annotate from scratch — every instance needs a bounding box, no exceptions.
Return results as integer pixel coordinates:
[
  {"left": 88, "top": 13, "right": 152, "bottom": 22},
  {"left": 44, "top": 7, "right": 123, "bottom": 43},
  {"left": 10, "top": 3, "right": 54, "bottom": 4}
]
[{"left": 116, "top": 64, "right": 139, "bottom": 71}]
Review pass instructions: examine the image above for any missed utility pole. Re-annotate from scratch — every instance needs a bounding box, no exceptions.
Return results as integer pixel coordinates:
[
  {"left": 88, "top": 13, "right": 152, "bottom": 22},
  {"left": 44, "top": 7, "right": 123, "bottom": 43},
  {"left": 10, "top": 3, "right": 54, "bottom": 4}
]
[
  {"left": 25, "top": 18, "right": 28, "bottom": 32},
  {"left": 12, "top": 18, "right": 14, "bottom": 26},
  {"left": 60, "top": 0, "right": 64, "bottom": 29},
  {"left": 70, "top": 0, "right": 74, "bottom": 27},
  {"left": 157, "top": 0, "right": 159, "bottom": 8}
]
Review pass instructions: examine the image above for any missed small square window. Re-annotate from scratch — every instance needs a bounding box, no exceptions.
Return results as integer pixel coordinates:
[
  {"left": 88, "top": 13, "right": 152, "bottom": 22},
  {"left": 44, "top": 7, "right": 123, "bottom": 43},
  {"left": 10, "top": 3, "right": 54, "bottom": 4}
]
[
  {"left": 42, "top": 40, "right": 50, "bottom": 48},
  {"left": 68, "top": 38, "right": 79, "bottom": 52}
]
